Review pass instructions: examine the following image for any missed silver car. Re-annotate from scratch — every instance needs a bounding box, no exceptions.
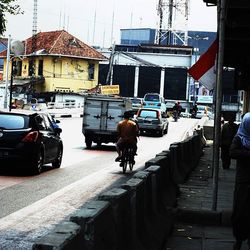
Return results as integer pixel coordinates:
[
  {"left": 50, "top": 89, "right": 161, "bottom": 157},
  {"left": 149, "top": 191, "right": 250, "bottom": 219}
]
[
  {"left": 136, "top": 108, "right": 169, "bottom": 136},
  {"left": 130, "top": 98, "right": 143, "bottom": 112}
]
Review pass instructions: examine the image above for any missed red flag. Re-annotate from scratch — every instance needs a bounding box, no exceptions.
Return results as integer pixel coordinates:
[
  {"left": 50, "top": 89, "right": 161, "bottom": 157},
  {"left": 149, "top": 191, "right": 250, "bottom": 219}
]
[{"left": 188, "top": 38, "right": 218, "bottom": 90}]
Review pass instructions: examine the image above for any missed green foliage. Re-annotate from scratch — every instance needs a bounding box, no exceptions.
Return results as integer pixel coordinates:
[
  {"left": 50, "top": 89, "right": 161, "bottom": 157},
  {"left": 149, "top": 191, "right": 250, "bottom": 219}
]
[{"left": 0, "top": 0, "right": 23, "bottom": 35}]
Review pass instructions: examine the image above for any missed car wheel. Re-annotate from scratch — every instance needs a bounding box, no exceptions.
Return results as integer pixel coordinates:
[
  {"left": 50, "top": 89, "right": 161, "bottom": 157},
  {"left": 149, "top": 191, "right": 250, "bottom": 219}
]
[
  {"left": 164, "top": 125, "right": 168, "bottom": 134},
  {"left": 31, "top": 149, "right": 44, "bottom": 175},
  {"left": 157, "top": 129, "right": 164, "bottom": 137},
  {"left": 85, "top": 136, "right": 92, "bottom": 149},
  {"left": 52, "top": 146, "right": 63, "bottom": 168}
]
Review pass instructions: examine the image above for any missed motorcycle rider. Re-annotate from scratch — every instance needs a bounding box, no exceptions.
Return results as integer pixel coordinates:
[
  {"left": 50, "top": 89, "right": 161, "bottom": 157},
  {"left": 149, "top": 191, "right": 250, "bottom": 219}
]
[
  {"left": 172, "top": 101, "right": 182, "bottom": 119},
  {"left": 115, "top": 110, "right": 139, "bottom": 165}
]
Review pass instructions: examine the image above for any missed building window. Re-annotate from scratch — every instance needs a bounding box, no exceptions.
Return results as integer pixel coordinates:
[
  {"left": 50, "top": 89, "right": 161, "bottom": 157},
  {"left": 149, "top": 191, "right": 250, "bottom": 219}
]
[
  {"left": 13, "top": 60, "right": 22, "bottom": 76},
  {"left": 28, "top": 59, "right": 36, "bottom": 76},
  {"left": 38, "top": 60, "right": 43, "bottom": 76},
  {"left": 88, "top": 63, "right": 95, "bottom": 80}
]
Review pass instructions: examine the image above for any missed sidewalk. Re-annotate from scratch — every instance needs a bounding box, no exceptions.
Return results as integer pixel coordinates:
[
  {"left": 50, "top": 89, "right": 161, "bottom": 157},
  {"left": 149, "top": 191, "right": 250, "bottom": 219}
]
[{"left": 164, "top": 142, "right": 249, "bottom": 250}]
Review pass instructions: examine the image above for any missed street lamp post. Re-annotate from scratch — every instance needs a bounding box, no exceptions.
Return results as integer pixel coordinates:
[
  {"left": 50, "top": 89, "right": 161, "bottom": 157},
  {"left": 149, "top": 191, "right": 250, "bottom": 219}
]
[
  {"left": 8, "top": 60, "right": 15, "bottom": 111},
  {"left": 3, "top": 38, "right": 24, "bottom": 110}
]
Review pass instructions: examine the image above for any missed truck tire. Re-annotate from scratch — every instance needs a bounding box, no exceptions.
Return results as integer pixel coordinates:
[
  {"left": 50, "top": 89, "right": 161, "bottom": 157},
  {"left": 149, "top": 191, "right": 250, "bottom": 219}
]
[{"left": 85, "top": 137, "right": 92, "bottom": 149}]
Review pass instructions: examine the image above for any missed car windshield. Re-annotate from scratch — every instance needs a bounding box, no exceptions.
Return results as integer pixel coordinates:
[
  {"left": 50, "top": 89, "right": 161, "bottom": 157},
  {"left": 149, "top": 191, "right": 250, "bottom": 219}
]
[
  {"left": 139, "top": 110, "right": 158, "bottom": 118},
  {"left": 0, "top": 114, "right": 26, "bottom": 129},
  {"left": 131, "top": 98, "right": 141, "bottom": 104},
  {"left": 197, "top": 106, "right": 206, "bottom": 111},
  {"left": 144, "top": 94, "right": 160, "bottom": 102}
]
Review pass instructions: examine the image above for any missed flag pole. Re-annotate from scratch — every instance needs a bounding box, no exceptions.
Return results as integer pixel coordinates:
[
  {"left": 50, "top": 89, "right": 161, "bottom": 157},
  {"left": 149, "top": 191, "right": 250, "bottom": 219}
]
[{"left": 212, "top": 0, "right": 226, "bottom": 211}]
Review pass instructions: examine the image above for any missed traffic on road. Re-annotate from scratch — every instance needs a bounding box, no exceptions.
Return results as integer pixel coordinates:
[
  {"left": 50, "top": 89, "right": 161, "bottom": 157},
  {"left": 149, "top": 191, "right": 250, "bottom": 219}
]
[{"left": 0, "top": 113, "right": 203, "bottom": 249}]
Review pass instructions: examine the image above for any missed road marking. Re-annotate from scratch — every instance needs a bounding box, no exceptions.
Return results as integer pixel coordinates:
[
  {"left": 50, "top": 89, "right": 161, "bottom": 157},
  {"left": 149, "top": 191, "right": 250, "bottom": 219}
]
[{"left": 0, "top": 165, "right": 119, "bottom": 231}]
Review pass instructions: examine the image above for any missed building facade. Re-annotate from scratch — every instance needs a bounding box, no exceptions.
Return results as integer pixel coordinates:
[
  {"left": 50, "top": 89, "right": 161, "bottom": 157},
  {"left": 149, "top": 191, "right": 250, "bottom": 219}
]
[
  {"left": 0, "top": 38, "right": 7, "bottom": 80},
  {"left": 98, "top": 33, "right": 240, "bottom": 117},
  {"left": 0, "top": 30, "right": 106, "bottom": 106}
]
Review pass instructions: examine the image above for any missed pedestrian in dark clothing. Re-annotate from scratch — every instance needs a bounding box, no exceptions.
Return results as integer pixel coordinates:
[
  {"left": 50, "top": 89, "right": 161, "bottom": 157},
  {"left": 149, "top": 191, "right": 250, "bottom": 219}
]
[
  {"left": 191, "top": 104, "right": 198, "bottom": 118},
  {"left": 177, "top": 101, "right": 182, "bottom": 116},
  {"left": 230, "top": 112, "right": 250, "bottom": 250},
  {"left": 220, "top": 116, "right": 238, "bottom": 169}
]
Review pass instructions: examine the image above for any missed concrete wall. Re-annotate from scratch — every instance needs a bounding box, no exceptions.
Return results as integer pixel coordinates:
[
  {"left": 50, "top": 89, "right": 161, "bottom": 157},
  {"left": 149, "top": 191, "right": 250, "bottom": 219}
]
[{"left": 32, "top": 128, "right": 205, "bottom": 250}]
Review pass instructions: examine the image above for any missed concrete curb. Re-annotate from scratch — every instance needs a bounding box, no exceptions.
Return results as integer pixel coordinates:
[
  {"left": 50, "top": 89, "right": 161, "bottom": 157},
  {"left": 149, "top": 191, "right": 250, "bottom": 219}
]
[
  {"left": 32, "top": 221, "right": 81, "bottom": 250},
  {"left": 32, "top": 126, "right": 206, "bottom": 249}
]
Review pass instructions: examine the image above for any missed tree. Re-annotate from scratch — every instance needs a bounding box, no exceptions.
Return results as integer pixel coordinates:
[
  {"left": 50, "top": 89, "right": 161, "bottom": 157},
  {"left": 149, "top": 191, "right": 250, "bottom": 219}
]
[{"left": 0, "top": 0, "right": 23, "bottom": 35}]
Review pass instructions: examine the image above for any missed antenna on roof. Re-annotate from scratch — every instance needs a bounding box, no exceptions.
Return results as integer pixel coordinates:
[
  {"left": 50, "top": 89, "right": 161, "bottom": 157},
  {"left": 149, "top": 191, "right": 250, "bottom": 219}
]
[
  {"left": 29, "top": 0, "right": 38, "bottom": 94},
  {"left": 31, "top": 0, "right": 38, "bottom": 55},
  {"left": 59, "top": 11, "right": 62, "bottom": 29},
  {"left": 32, "top": 0, "right": 38, "bottom": 36},
  {"left": 63, "top": 13, "right": 66, "bottom": 30},
  {"left": 92, "top": 9, "right": 96, "bottom": 45},
  {"left": 67, "top": 15, "right": 69, "bottom": 32},
  {"left": 110, "top": 10, "right": 114, "bottom": 46}
]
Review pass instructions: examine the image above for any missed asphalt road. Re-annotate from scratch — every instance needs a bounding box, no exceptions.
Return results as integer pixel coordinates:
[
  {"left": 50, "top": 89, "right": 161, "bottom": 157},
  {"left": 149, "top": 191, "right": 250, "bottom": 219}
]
[{"left": 0, "top": 117, "right": 202, "bottom": 249}]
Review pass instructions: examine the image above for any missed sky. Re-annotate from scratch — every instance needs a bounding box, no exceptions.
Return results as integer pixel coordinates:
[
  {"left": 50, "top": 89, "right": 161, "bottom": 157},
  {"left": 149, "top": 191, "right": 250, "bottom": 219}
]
[{"left": 4, "top": 0, "right": 217, "bottom": 48}]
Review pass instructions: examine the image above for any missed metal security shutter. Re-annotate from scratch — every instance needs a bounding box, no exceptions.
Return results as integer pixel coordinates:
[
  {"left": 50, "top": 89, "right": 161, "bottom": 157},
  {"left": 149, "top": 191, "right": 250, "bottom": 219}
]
[
  {"left": 164, "top": 67, "right": 187, "bottom": 100},
  {"left": 113, "top": 65, "right": 135, "bottom": 97},
  {"left": 138, "top": 66, "right": 161, "bottom": 98}
]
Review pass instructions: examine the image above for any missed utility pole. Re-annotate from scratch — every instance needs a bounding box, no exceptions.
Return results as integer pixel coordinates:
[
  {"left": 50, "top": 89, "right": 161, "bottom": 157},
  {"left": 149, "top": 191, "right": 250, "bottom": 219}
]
[
  {"left": 106, "top": 43, "right": 115, "bottom": 85},
  {"left": 212, "top": 0, "right": 226, "bottom": 211}
]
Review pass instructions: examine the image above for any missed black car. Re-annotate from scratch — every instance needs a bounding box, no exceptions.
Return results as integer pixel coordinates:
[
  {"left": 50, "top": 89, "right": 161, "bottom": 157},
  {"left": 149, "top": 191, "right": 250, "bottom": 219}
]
[{"left": 0, "top": 110, "right": 63, "bottom": 174}]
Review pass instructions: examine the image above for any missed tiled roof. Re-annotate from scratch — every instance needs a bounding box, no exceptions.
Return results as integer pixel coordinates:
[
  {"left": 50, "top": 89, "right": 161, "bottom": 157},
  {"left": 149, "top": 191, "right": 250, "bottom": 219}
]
[
  {"left": 0, "top": 38, "right": 8, "bottom": 47},
  {"left": 0, "top": 50, "right": 6, "bottom": 57},
  {"left": 0, "top": 30, "right": 107, "bottom": 60}
]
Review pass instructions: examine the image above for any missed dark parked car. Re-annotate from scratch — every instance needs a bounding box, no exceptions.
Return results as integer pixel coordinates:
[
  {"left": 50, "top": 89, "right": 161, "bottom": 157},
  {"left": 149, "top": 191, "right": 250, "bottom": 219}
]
[
  {"left": 136, "top": 108, "right": 169, "bottom": 136},
  {"left": 0, "top": 110, "right": 63, "bottom": 174}
]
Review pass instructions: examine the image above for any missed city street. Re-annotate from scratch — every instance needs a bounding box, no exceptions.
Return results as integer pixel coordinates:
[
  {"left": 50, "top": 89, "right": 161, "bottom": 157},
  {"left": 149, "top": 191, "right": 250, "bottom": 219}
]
[{"left": 0, "top": 117, "right": 201, "bottom": 249}]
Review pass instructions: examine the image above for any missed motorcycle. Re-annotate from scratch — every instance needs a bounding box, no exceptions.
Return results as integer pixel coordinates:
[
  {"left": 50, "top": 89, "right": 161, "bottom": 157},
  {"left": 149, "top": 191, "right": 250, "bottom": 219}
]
[
  {"left": 119, "top": 146, "right": 135, "bottom": 173},
  {"left": 173, "top": 110, "right": 178, "bottom": 122},
  {"left": 191, "top": 110, "right": 197, "bottom": 118}
]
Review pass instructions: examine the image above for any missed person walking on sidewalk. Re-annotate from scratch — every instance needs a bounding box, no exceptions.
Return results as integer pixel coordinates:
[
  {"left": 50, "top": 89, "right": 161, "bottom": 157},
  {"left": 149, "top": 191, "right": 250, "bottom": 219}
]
[
  {"left": 230, "top": 112, "right": 250, "bottom": 250},
  {"left": 220, "top": 115, "right": 238, "bottom": 169}
]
